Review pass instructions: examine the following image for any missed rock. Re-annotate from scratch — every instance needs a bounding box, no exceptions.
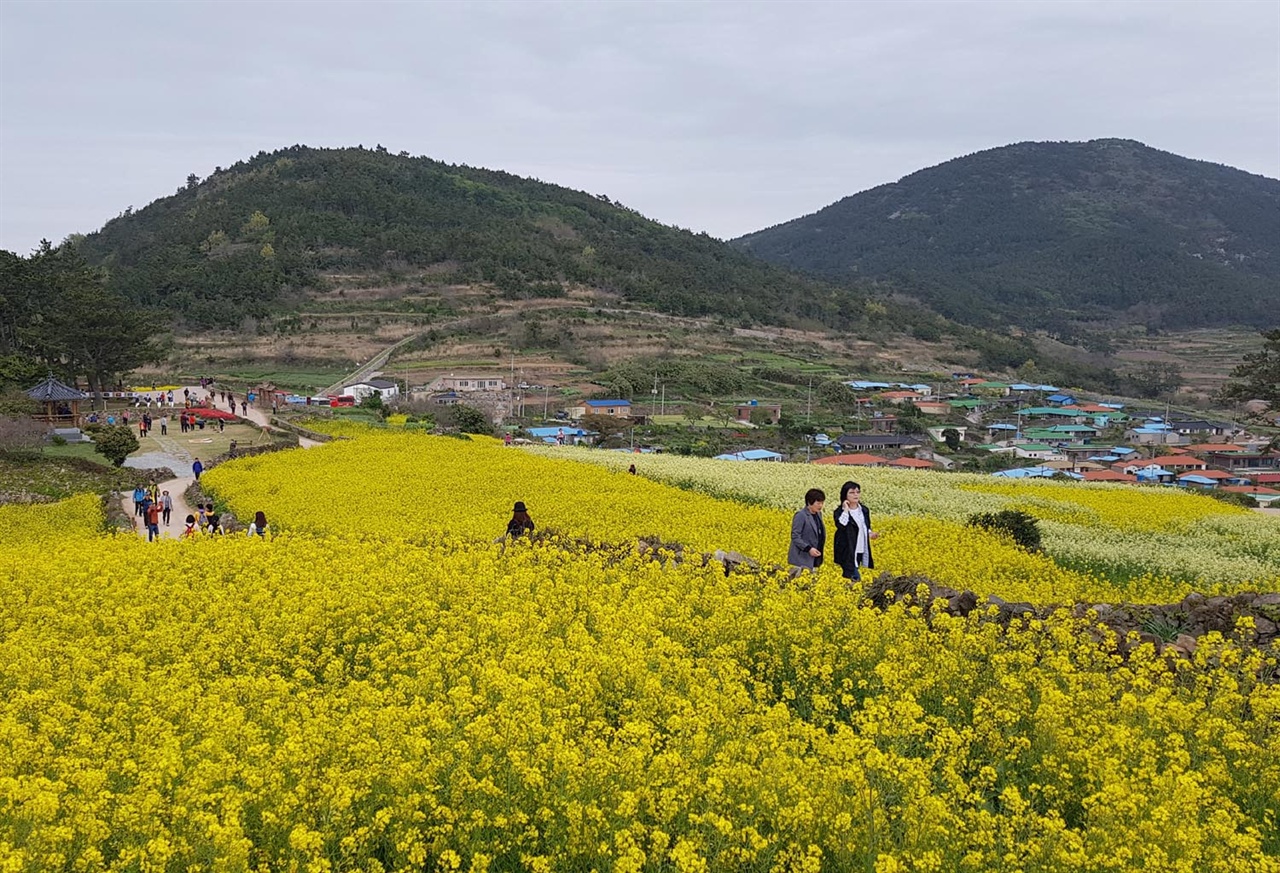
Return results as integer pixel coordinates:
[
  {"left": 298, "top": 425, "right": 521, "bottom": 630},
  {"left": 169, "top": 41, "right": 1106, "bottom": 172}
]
[
  {"left": 1254, "top": 616, "right": 1278, "bottom": 637},
  {"left": 1255, "top": 594, "right": 1280, "bottom": 607},
  {"left": 1138, "top": 632, "right": 1163, "bottom": 651},
  {"left": 712, "top": 549, "right": 757, "bottom": 577},
  {"left": 1174, "top": 633, "right": 1198, "bottom": 655},
  {"left": 948, "top": 590, "right": 978, "bottom": 616}
]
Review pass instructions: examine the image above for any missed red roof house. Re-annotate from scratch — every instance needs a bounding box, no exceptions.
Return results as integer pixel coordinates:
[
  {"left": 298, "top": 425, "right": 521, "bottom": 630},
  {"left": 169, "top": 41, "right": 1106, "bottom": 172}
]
[
  {"left": 1148, "top": 455, "right": 1208, "bottom": 471},
  {"left": 1082, "top": 470, "right": 1137, "bottom": 482},
  {"left": 888, "top": 457, "right": 935, "bottom": 469},
  {"left": 812, "top": 453, "right": 890, "bottom": 466}
]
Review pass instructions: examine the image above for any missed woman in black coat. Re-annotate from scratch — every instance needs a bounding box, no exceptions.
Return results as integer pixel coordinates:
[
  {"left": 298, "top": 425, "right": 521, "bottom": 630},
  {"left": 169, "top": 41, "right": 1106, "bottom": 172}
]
[{"left": 833, "top": 481, "right": 878, "bottom": 581}]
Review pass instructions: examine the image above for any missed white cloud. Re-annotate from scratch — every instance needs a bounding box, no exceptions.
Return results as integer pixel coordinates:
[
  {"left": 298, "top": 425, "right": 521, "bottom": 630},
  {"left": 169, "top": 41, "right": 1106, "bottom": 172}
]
[{"left": 1, "top": 0, "right": 1276, "bottom": 251}]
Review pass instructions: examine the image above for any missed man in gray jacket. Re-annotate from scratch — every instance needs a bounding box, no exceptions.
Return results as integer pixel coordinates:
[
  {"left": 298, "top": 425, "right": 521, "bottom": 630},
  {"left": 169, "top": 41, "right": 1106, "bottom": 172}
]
[{"left": 788, "top": 488, "right": 826, "bottom": 575}]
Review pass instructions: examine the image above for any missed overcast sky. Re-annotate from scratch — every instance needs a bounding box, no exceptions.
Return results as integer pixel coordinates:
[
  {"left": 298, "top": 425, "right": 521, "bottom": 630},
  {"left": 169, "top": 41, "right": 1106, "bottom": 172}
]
[{"left": 1, "top": 0, "right": 1277, "bottom": 253}]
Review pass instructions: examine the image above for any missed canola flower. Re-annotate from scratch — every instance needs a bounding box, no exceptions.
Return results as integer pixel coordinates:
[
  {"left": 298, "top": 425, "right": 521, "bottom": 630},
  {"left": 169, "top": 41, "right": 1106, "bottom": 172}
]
[
  {"left": 203, "top": 431, "right": 1133, "bottom": 602},
  {"left": 0, "top": 492, "right": 104, "bottom": 547},
  {"left": 530, "top": 445, "right": 1280, "bottom": 597},
  {"left": 1, "top": 529, "right": 1277, "bottom": 872}
]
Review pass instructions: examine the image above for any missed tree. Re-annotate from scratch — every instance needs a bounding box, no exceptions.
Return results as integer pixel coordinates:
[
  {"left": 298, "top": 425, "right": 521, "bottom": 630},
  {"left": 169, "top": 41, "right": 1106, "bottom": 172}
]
[
  {"left": 1221, "top": 329, "right": 1280, "bottom": 406},
  {"left": 18, "top": 243, "right": 167, "bottom": 406},
  {"left": 817, "top": 380, "right": 860, "bottom": 415},
  {"left": 579, "top": 413, "right": 630, "bottom": 443},
  {"left": 443, "top": 403, "right": 491, "bottom": 435},
  {"left": 1124, "top": 362, "right": 1182, "bottom": 399},
  {"left": 942, "top": 427, "right": 961, "bottom": 451},
  {"left": 93, "top": 425, "right": 139, "bottom": 467}
]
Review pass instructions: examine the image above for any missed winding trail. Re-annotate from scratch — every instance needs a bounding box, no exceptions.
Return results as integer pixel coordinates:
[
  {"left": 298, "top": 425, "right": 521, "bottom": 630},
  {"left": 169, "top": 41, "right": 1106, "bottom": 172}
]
[{"left": 119, "top": 386, "right": 317, "bottom": 539}]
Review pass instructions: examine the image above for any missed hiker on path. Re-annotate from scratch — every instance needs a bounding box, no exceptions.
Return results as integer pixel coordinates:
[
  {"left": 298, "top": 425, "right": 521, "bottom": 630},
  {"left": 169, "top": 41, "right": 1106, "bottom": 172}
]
[
  {"left": 161, "top": 491, "right": 173, "bottom": 526},
  {"left": 132, "top": 485, "right": 146, "bottom": 517},
  {"left": 788, "top": 488, "right": 826, "bottom": 576},
  {"left": 832, "top": 481, "right": 879, "bottom": 582},
  {"left": 145, "top": 502, "right": 161, "bottom": 542},
  {"left": 506, "top": 501, "right": 535, "bottom": 538},
  {"left": 192, "top": 458, "right": 203, "bottom": 481},
  {"left": 159, "top": 414, "right": 168, "bottom": 436}
]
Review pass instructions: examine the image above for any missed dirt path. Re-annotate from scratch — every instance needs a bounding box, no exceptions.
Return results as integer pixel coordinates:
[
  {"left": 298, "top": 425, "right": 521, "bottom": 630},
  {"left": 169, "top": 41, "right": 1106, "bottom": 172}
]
[
  {"left": 119, "top": 386, "right": 328, "bottom": 540},
  {"left": 120, "top": 475, "right": 197, "bottom": 540}
]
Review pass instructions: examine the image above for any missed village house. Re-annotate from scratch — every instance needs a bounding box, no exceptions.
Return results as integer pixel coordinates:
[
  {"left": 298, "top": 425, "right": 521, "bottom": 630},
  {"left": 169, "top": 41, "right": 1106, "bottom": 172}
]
[
  {"left": 526, "top": 426, "right": 593, "bottom": 446},
  {"left": 1082, "top": 470, "right": 1137, "bottom": 483},
  {"left": 734, "top": 400, "right": 782, "bottom": 424},
  {"left": 424, "top": 374, "right": 507, "bottom": 393},
  {"left": 912, "top": 401, "right": 951, "bottom": 416},
  {"left": 569, "top": 399, "right": 632, "bottom": 419},
  {"left": 888, "top": 457, "right": 936, "bottom": 470},
  {"left": 1147, "top": 455, "right": 1208, "bottom": 472},
  {"left": 714, "top": 448, "right": 784, "bottom": 462},
  {"left": 926, "top": 425, "right": 968, "bottom": 443},
  {"left": 1126, "top": 425, "right": 1190, "bottom": 447},
  {"left": 832, "top": 433, "right": 924, "bottom": 453},
  {"left": 811, "top": 452, "right": 890, "bottom": 467},
  {"left": 1204, "top": 449, "right": 1280, "bottom": 472},
  {"left": 342, "top": 378, "right": 400, "bottom": 402},
  {"left": 1013, "top": 443, "right": 1065, "bottom": 461},
  {"left": 1166, "top": 419, "right": 1235, "bottom": 437}
]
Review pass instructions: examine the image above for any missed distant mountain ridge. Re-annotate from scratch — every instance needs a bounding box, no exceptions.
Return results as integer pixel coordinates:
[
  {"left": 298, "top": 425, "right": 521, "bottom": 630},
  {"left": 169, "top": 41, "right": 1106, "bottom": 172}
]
[
  {"left": 732, "top": 139, "right": 1280, "bottom": 331},
  {"left": 73, "top": 145, "right": 874, "bottom": 331}
]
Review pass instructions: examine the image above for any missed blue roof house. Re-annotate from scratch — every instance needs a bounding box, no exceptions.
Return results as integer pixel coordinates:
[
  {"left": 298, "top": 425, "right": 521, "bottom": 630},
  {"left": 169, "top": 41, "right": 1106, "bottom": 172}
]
[
  {"left": 527, "top": 426, "right": 594, "bottom": 445},
  {"left": 714, "top": 449, "right": 784, "bottom": 462}
]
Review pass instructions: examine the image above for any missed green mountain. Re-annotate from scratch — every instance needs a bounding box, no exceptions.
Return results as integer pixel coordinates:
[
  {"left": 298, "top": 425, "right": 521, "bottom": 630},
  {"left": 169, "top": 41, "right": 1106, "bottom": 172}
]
[
  {"left": 74, "top": 145, "right": 876, "bottom": 331},
  {"left": 732, "top": 139, "right": 1280, "bottom": 331}
]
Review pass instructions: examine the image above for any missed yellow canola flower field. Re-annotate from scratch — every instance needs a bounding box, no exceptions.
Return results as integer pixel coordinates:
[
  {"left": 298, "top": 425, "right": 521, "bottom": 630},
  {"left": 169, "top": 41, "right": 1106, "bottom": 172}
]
[
  {"left": 0, "top": 493, "right": 104, "bottom": 547},
  {"left": 532, "top": 445, "right": 1280, "bottom": 597},
  {"left": 205, "top": 431, "right": 1125, "bottom": 602},
  {"left": 2, "top": 529, "right": 1278, "bottom": 872}
]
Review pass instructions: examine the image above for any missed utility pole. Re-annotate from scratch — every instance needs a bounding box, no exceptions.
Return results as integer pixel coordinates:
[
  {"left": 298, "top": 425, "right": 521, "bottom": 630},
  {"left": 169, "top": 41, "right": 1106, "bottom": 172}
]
[
  {"left": 660, "top": 382, "right": 665, "bottom": 416},
  {"left": 651, "top": 375, "right": 659, "bottom": 421},
  {"left": 543, "top": 384, "right": 550, "bottom": 421},
  {"left": 806, "top": 377, "right": 813, "bottom": 423}
]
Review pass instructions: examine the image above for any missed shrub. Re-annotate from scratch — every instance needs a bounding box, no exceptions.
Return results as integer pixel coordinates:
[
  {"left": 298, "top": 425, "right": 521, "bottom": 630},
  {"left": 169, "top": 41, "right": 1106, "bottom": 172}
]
[
  {"left": 1206, "top": 489, "right": 1258, "bottom": 509},
  {"left": 967, "top": 509, "right": 1042, "bottom": 552},
  {"left": 92, "top": 426, "right": 140, "bottom": 467}
]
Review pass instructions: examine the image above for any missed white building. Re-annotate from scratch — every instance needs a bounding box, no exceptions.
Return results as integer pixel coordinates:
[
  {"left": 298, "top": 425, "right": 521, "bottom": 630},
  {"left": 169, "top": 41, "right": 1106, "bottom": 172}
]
[
  {"left": 343, "top": 378, "right": 401, "bottom": 402},
  {"left": 425, "top": 375, "right": 507, "bottom": 393}
]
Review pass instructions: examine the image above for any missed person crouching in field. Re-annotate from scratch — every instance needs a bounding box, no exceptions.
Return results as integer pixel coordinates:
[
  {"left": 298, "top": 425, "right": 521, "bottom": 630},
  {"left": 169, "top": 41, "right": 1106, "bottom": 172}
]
[
  {"left": 506, "top": 501, "right": 535, "bottom": 539},
  {"left": 788, "top": 488, "right": 826, "bottom": 577}
]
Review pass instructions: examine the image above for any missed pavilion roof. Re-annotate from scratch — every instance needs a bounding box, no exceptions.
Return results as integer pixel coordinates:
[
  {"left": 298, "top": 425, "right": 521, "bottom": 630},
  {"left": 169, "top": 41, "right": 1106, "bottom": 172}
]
[{"left": 26, "top": 376, "right": 89, "bottom": 403}]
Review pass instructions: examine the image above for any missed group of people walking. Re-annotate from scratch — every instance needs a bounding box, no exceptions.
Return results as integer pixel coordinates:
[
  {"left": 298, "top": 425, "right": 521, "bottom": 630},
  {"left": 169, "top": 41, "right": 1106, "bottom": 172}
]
[
  {"left": 131, "top": 484, "right": 173, "bottom": 541},
  {"left": 789, "top": 481, "right": 879, "bottom": 580}
]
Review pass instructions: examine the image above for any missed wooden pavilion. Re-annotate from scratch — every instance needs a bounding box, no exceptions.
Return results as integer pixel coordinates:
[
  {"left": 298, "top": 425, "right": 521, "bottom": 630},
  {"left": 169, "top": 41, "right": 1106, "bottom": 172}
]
[{"left": 26, "top": 375, "right": 90, "bottom": 426}]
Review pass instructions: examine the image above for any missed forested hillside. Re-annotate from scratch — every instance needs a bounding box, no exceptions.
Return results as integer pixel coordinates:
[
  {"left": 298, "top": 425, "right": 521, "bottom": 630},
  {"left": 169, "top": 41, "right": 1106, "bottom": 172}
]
[
  {"left": 733, "top": 139, "right": 1280, "bottom": 331},
  {"left": 74, "top": 146, "right": 877, "bottom": 331}
]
